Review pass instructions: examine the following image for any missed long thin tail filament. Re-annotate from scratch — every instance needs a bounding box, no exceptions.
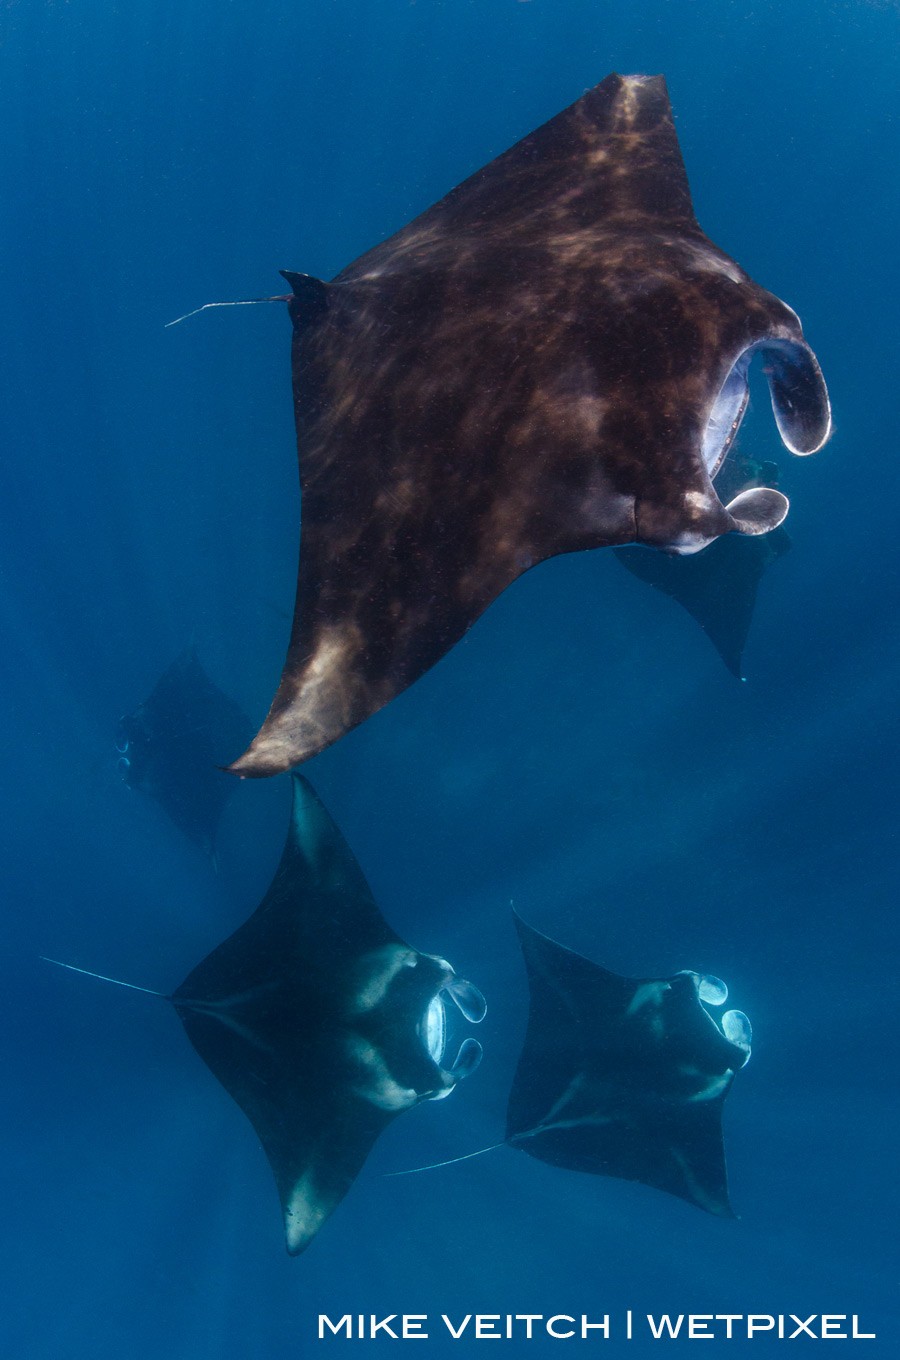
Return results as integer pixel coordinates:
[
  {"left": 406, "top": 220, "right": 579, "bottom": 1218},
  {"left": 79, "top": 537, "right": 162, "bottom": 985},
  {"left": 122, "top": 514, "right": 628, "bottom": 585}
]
[
  {"left": 40, "top": 957, "right": 166, "bottom": 998},
  {"left": 164, "top": 295, "right": 291, "bottom": 329}
]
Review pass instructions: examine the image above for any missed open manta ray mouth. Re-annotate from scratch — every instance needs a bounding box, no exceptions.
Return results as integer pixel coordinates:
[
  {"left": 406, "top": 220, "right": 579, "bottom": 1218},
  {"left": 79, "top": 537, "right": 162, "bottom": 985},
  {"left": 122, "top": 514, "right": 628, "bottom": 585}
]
[
  {"left": 420, "top": 971, "right": 486, "bottom": 1095},
  {"left": 683, "top": 971, "right": 752, "bottom": 1066},
  {"left": 686, "top": 332, "right": 830, "bottom": 558}
]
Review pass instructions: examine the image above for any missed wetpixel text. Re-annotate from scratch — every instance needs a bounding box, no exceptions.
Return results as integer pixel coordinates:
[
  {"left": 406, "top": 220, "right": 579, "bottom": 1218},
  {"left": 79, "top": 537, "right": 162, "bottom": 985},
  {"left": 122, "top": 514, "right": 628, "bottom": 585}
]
[{"left": 317, "top": 1312, "right": 877, "bottom": 1341}]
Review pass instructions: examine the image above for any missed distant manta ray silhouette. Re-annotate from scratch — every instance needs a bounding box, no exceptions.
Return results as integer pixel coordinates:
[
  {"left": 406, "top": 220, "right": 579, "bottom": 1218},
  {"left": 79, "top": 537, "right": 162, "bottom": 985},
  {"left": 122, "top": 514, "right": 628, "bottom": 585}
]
[
  {"left": 44, "top": 776, "right": 486, "bottom": 1255},
  {"left": 208, "top": 71, "right": 830, "bottom": 776},
  {"left": 116, "top": 647, "right": 253, "bottom": 858}
]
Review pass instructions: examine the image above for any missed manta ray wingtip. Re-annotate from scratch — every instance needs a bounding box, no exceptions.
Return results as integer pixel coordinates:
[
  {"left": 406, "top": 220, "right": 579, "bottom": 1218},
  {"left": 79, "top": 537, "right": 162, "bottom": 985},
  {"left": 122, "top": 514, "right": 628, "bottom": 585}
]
[{"left": 225, "top": 748, "right": 293, "bottom": 779}]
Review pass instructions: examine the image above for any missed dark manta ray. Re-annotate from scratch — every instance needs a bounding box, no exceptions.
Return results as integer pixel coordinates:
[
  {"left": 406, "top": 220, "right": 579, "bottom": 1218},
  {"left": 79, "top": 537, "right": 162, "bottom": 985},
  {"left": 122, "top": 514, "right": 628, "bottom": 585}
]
[
  {"left": 614, "top": 452, "right": 792, "bottom": 678},
  {"left": 46, "top": 776, "right": 486, "bottom": 1255},
  {"left": 117, "top": 647, "right": 253, "bottom": 856},
  {"left": 506, "top": 916, "right": 751, "bottom": 1216},
  {"left": 228, "top": 71, "right": 830, "bottom": 776}
]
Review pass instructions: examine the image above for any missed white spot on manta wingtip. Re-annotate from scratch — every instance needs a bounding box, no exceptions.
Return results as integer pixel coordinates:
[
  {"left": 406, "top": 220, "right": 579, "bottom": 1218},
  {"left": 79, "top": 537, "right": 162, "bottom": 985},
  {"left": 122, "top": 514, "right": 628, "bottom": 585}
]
[{"left": 284, "top": 1174, "right": 330, "bottom": 1254}]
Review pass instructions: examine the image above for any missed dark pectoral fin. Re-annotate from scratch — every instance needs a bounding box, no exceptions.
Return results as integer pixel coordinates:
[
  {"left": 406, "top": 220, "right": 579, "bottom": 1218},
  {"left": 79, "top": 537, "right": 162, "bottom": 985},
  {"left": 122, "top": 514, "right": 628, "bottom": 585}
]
[{"left": 616, "top": 526, "right": 790, "bottom": 678}]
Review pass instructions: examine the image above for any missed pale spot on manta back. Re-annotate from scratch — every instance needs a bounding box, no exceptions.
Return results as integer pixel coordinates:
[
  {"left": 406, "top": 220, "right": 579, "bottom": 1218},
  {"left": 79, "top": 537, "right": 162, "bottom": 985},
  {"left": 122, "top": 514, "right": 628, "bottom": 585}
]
[
  {"left": 345, "top": 1035, "right": 419, "bottom": 1111},
  {"left": 422, "top": 952, "right": 453, "bottom": 974},
  {"left": 685, "top": 1071, "right": 733, "bottom": 1103},
  {"left": 617, "top": 78, "right": 644, "bottom": 127},
  {"left": 626, "top": 981, "right": 670, "bottom": 1016},
  {"left": 683, "top": 488, "right": 717, "bottom": 518},
  {"left": 570, "top": 392, "right": 607, "bottom": 439},
  {"left": 577, "top": 484, "right": 634, "bottom": 541},
  {"left": 374, "top": 476, "right": 417, "bottom": 516},
  {"left": 678, "top": 238, "right": 745, "bottom": 285},
  {"left": 348, "top": 946, "right": 418, "bottom": 1015}
]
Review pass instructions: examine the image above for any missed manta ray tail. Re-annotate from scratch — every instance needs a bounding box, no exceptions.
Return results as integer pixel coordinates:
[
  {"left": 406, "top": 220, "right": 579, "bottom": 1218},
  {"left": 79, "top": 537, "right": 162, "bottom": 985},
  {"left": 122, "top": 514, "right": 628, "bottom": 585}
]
[
  {"left": 386, "top": 1141, "right": 507, "bottom": 1177},
  {"left": 164, "top": 295, "right": 291, "bottom": 328},
  {"left": 40, "top": 957, "right": 167, "bottom": 998}
]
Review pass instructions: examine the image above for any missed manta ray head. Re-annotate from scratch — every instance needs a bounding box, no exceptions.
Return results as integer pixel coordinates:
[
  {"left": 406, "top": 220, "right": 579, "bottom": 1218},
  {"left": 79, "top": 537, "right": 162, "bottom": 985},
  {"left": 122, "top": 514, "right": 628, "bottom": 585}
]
[{"left": 658, "top": 327, "right": 831, "bottom": 557}]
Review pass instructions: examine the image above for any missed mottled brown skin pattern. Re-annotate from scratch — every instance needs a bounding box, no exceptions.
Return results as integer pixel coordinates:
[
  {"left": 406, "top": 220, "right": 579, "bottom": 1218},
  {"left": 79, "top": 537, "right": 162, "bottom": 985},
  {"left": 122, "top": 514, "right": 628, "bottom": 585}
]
[{"left": 231, "top": 74, "right": 827, "bottom": 776}]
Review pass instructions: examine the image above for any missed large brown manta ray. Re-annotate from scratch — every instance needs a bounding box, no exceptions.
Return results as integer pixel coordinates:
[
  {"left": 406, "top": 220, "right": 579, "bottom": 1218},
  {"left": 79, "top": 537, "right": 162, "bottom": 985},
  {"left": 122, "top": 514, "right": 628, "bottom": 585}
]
[{"left": 230, "top": 73, "right": 831, "bottom": 777}]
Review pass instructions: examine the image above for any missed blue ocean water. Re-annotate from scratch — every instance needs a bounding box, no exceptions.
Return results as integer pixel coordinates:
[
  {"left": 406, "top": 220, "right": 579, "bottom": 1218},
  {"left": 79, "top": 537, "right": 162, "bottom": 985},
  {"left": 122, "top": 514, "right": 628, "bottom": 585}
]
[{"left": 1, "top": 0, "right": 897, "bottom": 1355}]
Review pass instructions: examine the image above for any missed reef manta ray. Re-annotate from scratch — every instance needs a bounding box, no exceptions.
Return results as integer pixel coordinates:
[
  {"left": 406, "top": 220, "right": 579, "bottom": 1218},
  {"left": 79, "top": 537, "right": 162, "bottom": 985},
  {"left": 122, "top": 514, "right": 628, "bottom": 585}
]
[
  {"left": 116, "top": 647, "right": 253, "bottom": 857},
  {"left": 506, "top": 915, "right": 751, "bottom": 1216},
  {"left": 45, "top": 776, "right": 486, "bottom": 1255},
  {"left": 229, "top": 72, "right": 831, "bottom": 776}
]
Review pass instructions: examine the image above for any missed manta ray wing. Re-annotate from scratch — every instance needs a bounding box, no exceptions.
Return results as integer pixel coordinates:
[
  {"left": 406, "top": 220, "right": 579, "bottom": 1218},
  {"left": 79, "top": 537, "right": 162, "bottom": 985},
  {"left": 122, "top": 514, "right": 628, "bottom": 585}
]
[
  {"left": 230, "top": 72, "right": 830, "bottom": 775},
  {"left": 615, "top": 526, "right": 791, "bottom": 678}
]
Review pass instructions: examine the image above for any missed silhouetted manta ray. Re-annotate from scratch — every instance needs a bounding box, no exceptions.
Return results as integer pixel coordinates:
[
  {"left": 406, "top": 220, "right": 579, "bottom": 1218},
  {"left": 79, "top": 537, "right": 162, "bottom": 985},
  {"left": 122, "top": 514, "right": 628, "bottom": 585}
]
[
  {"left": 506, "top": 915, "right": 751, "bottom": 1216},
  {"left": 45, "top": 776, "right": 486, "bottom": 1254},
  {"left": 228, "top": 71, "right": 830, "bottom": 777},
  {"left": 614, "top": 451, "right": 791, "bottom": 677},
  {"left": 395, "top": 915, "right": 750, "bottom": 1216},
  {"left": 116, "top": 647, "right": 253, "bottom": 856}
]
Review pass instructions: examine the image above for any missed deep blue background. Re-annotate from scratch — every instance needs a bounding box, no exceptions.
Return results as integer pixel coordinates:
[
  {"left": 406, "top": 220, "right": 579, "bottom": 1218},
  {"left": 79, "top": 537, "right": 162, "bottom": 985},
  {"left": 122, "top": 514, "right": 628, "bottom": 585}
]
[{"left": 1, "top": 0, "right": 897, "bottom": 1355}]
